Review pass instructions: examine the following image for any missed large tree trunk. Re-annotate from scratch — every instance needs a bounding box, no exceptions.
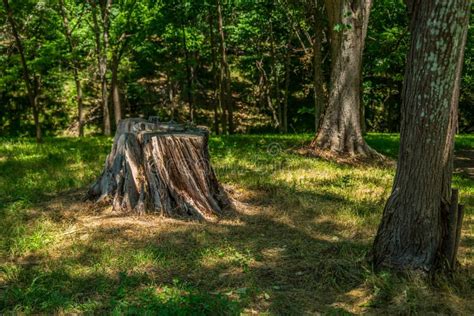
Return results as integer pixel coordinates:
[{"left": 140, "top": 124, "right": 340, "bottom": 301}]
[
  {"left": 372, "top": 0, "right": 470, "bottom": 272},
  {"left": 87, "top": 118, "right": 229, "bottom": 219},
  {"left": 59, "top": 0, "right": 84, "bottom": 137},
  {"left": 311, "top": 0, "right": 373, "bottom": 156},
  {"left": 3, "top": 0, "right": 42, "bottom": 143}
]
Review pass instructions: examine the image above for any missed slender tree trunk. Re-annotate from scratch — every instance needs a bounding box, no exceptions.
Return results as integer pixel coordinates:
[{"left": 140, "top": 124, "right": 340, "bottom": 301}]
[
  {"left": 59, "top": 0, "right": 84, "bottom": 137},
  {"left": 311, "top": 0, "right": 373, "bottom": 156},
  {"left": 181, "top": 24, "right": 194, "bottom": 122},
  {"left": 216, "top": 0, "right": 233, "bottom": 134},
  {"left": 111, "top": 52, "right": 122, "bottom": 127},
  {"left": 269, "top": 21, "right": 282, "bottom": 132},
  {"left": 101, "top": 0, "right": 112, "bottom": 135},
  {"left": 110, "top": 1, "right": 136, "bottom": 128},
  {"left": 282, "top": 35, "right": 292, "bottom": 134},
  {"left": 256, "top": 60, "right": 279, "bottom": 127},
  {"left": 90, "top": 0, "right": 111, "bottom": 136},
  {"left": 225, "top": 66, "right": 233, "bottom": 134},
  {"left": 312, "top": 0, "right": 327, "bottom": 133},
  {"left": 3, "top": 0, "right": 42, "bottom": 143},
  {"left": 372, "top": 0, "right": 470, "bottom": 272},
  {"left": 208, "top": 6, "right": 220, "bottom": 134},
  {"left": 73, "top": 69, "right": 84, "bottom": 137},
  {"left": 32, "top": 85, "right": 41, "bottom": 142}
]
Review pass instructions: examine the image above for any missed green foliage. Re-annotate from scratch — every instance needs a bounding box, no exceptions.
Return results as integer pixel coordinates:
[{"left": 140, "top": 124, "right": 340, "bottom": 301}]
[
  {"left": 0, "top": 0, "right": 472, "bottom": 136},
  {"left": 3, "top": 0, "right": 471, "bottom": 135}
]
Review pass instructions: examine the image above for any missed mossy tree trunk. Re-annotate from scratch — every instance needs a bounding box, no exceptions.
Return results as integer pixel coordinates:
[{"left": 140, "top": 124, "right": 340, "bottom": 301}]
[{"left": 372, "top": 0, "right": 470, "bottom": 272}]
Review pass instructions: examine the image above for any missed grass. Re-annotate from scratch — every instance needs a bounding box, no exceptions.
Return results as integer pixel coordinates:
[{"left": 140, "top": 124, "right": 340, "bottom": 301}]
[{"left": 0, "top": 133, "right": 473, "bottom": 314}]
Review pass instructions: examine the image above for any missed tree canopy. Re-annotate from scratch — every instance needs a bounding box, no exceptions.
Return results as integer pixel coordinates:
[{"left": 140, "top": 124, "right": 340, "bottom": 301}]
[{"left": 1, "top": 0, "right": 472, "bottom": 137}]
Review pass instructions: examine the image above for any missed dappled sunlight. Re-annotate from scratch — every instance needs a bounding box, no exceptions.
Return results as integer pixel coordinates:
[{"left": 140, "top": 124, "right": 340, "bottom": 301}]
[{"left": 1, "top": 135, "right": 473, "bottom": 314}]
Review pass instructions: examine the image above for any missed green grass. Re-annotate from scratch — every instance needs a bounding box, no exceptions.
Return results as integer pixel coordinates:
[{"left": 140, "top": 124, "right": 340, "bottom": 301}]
[{"left": 0, "top": 134, "right": 473, "bottom": 314}]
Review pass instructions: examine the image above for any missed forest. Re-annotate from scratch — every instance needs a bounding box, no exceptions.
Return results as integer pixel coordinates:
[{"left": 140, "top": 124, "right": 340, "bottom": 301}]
[{"left": 0, "top": 0, "right": 473, "bottom": 314}]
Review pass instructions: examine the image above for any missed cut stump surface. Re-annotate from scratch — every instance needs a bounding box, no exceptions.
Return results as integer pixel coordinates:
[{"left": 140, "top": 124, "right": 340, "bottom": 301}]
[{"left": 87, "top": 118, "right": 229, "bottom": 220}]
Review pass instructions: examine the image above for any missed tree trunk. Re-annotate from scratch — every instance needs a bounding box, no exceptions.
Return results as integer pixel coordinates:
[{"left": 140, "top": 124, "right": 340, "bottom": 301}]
[
  {"left": 312, "top": 0, "right": 327, "bottom": 133},
  {"left": 256, "top": 60, "right": 280, "bottom": 128},
  {"left": 90, "top": 0, "right": 111, "bottom": 136},
  {"left": 269, "top": 21, "right": 282, "bottom": 132},
  {"left": 101, "top": 0, "right": 112, "bottom": 135},
  {"left": 3, "top": 0, "right": 42, "bottom": 143},
  {"left": 372, "top": 0, "right": 470, "bottom": 272},
  {"left": 59, "top": 0, "right": 84, "bottom": 137},
  {"left": 181, "top": 24, "right": 194, "bottom": 123},
  {"left": 208, "top": 6, "right": 220, "bottom": 135},
  {"left": 282, "top": 36, "right": 291, "bottom": 134},
  {"left": 87, "top": 117, "right": 229, "bottom": 219},
  {"left": 111, "top": 52, "right": 122, "bottom": 127},
  {"left": 311, "top": 0, "right": 373, "bottom": 156},
  {"left": 216, "top": 0, "right": 233, "bottom": 134},
  {"left": 32, "top": 87, "right": 41, "bottom": 142}
]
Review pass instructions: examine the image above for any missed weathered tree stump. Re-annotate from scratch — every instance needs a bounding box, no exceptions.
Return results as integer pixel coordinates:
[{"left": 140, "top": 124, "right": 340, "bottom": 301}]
[{"left": 87, "top": 117, "right": 229, "bottom": 219}]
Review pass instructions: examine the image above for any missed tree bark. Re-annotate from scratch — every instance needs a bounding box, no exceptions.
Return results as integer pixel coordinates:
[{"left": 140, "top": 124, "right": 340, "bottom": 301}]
[
  {"left": 3, "top": 0, "right": 42, "bottom": 143},
  {"left": 216, "top": 0, "right": 233, "bottom": 134},
  {"left": 89, "top": 0, "right": 111, "bottom": 136},
  {"left": 311, "top": 0, "right": 374, "bottom": 156},
  {"left": 111, "top": 52, "right": 122, "bottom": 127},
  {"left": 282, "top": 35, "right": 292, "bottom": 134},
  {"left": 269, "top": 21, "right": 282, "bottom": 132},
  {"left": 110, "top": 0, "right": 137, "bottom": 128},
  {"left": 181, "top": 24, "right": 194, "bottom": 123},
  {"left": 59, "top": 0, "right": 84, "bottom": 137},
  {"left": 87, "top": 118, "right": 229, "bottom": 219},
  {"left": 312, "top": 0, "right": 327, "bottom": 133},
  {"left": 372, "top": 0, "right": 471, "bottom": 272},
  {"left": 208, "top": 5, "right": 220, "bottom": 135}
]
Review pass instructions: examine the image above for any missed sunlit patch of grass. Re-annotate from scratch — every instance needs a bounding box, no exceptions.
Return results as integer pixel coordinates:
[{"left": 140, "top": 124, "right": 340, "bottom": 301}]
[
  {"left": 7, "top": 219, "right": 57, "bottom": 257},
  {"left": 0, "top": 134, "right": 473, "bottom": 314},
  {"left": 200, "top": 243, "right": 254, "bottom": 272}
]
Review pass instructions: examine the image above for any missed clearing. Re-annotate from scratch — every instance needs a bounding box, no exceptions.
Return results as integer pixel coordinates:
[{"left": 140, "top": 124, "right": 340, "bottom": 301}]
[{"left": 0, "top": 134, "right": 473, "bottom": 314}]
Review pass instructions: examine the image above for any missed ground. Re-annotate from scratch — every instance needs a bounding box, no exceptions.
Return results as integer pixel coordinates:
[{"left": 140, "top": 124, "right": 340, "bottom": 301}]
[{"left": 0, "top": 134, "right": 473, "bottom": 314}]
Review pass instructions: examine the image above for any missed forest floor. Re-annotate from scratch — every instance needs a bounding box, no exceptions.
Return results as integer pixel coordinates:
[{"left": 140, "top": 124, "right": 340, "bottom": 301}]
[{"left": 0, "top": 134, "right": 473, "bottom": 315}]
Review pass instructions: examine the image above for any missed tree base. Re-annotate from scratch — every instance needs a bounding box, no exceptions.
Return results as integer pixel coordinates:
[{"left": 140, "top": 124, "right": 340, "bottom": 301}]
[
  {"left": 310, "top": 133, "right": 380, "bottom": 158},
  {"left": 372, "top": 188, "right": 465, "bottom": 273},
  {"left": 87, "top": 118, "right": 229, "bottom": 220}
]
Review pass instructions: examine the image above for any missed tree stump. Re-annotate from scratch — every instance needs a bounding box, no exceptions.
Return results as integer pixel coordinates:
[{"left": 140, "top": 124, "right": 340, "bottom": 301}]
[{"left": 87, "top": 117, "right": 229, "bottom": 220}]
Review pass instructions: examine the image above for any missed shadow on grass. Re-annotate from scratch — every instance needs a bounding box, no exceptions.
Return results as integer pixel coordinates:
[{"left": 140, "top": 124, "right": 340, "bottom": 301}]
[
  {"left": 0, "top": 159, "right": 383, "bottom": 314},
  {"left": 0, "top": 266, "right": 239, "bottom": 314},
  {"left": 0, "top": 135, "right": 473, "bottom": 314},
  {"left": 0, "top": 211, "right": 370, "bottom": 314}
]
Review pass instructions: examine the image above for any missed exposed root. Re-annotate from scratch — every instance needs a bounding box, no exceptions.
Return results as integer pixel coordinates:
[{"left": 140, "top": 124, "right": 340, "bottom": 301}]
[{"left": 296, "top": 145, "right": 393, "bottom": 167}]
